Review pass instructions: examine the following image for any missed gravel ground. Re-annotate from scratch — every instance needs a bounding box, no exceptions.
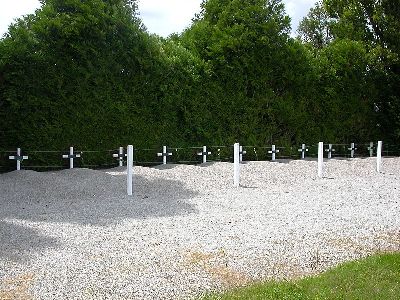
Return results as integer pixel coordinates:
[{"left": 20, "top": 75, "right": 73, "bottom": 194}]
[{"left": 0, "top": 158, "right": 399, "bottom": 299}]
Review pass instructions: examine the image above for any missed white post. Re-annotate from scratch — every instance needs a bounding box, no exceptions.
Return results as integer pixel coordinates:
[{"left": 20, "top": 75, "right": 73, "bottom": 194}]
[
  {"left": 127, "top": 145, "right": 133, "bottom": 196},
  {"left": 234, "top": 143, "right": 240, "bottom": 187},
  {"left": 17, "top": 147, "right": 21, "bottom": 171},
  {"left": 318, "top": 142, "right": 323, "bottom": 178},
  {"left": 377, "top": 141, "right": 382, "bottom": 173}
]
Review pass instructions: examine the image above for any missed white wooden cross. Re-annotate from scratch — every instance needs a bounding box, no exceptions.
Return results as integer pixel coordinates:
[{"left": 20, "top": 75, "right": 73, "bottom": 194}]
[
  {"left": 113, "top": 147, "right": 127, "bottom": 167},
  {"left": 62, "top": 146, "right": 81, "bottom": 169},
  {"left": 157, "top": 146, "right": 172, "bottom": 165},
  {"left": 348, "top": 143, "right": 357, "bottom": 158},
  {"left": 268, "top": 145, "right": 279, "bottom": 161},
  {"left": 325, "top": 144, "right": 335, "bottom": 159},
  {"left": 9, "top": 148, "right": 28, "bottom": 171},
  {"left": 298, "top": 144, "right": 309, "bottom": 159},
  {"left": 239, "top": 146, "right": 246, "bottom": 163},
  {"left": 197, "top": 146, "right": 211, "bottom": 164},
  {"left": 367, "top": 142, "right": 374, "bottom": 157}
]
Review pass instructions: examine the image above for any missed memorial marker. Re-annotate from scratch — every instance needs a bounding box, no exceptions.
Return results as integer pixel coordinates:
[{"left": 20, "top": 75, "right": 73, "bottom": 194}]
[
  {"left": 8, "top": 148, "right": 28, "bottom": 171},
  {"left": 298, "top": 144, "right": 309, "bottom": 159},
  {"left": 62, "top": 147, "right": 81, "bottom": 169},
  {"left": 268, "top": 145, "right": 279, "bottom": 161},
  {"left": 157, "top": 146, "right": 172, "bottom": 165},
  {"left": 197, "top": 146, "right": 211, "bottom": 164},
  {"left": 325, "top": 144, "right": 335, "bottom": 159},
  {"left": 113, "top": 147, "right": 126, "bottom": 167}
]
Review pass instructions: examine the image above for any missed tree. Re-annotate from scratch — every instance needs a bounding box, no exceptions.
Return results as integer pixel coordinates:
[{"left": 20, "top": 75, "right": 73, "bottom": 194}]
[
  {"left": 324, "top": 0, "right": 400, "bottom": 141},
  {"left": 297, "top": 1, "right": 332, "bottom": 49}
]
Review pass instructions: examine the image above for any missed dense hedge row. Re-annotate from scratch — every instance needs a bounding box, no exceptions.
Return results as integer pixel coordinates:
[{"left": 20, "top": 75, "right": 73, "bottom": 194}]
[{"left": 0, "top": 0, "right": 398, "bottom": 158}]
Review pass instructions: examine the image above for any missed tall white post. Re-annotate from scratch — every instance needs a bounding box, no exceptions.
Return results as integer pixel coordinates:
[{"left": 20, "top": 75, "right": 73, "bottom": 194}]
[
  {"left": 202, "top": 146, "right": 207, "bottom": 164},
  {"left": 377, "top": 141, "right": 382, "bottom": 173},
  {"left": 127, "top": 145, "right": 133, "bottom": 196},
  {"left": 318, "top": 142, "right": 323, "bottom": 178},
  {"left": 16, "top": 147, "right": 21, "bottom": 171},
  {"left": 234, "top": 143, "right": 240, "bottom": 187}
]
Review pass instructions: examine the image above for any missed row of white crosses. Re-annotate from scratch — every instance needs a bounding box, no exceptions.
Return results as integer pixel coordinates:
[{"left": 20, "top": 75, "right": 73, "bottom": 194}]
[
  {"left": 8, "top": 147, "right": 82, "bottom": 170},
  {"left": 317, "top": 141, "right": 383, "bottom": 178}
]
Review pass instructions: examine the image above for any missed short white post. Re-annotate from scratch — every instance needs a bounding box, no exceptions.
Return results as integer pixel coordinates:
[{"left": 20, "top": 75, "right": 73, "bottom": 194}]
[
  {"left": 318, "top": 142, "right": 323, "bottom": 178},
  {"left": 234, "top": 143, "right": 240, "bottom": 187},
  {"left": 197, "top": 146, "right": 211, "bottom": 163},
  {"left": 298, "top": 144, "right": 309, "bottom": 159},
  {"left": 239, "top": 146, "right": 246, "bottom": 163},
  {"left": 376, "top": 141, "right": 382, "bottom": 173},
  {"left": 348, "top": 143, "right": 357, "bottom": 158},
  {"left": 368, "top": 142, "right": 374, "bottom": 157},
  {"left": 127, "top": 145, "right": 133, "bottom": 196},
  {"left": 268, "top": 145, "right": 279, "bottom": 161},
  {"left": 325, "top": 144, "right": 335, "bottom": 159},
  {"left": 62, "top": 147, "right": 81, "bottom": 169},
  {"left": 9, "top": 148, "right": 28, "bottom": 171},
  {"left": 113, "top": 147, "right": 125, "bottom": 167},
  {"left": 157, "top": 146, "right": 172, "bottom": 165}
]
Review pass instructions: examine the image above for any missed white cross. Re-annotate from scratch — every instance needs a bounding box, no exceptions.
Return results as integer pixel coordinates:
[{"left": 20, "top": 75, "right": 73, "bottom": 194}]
[
  {"left": 325, "top": 144, "right": 336, "bottom": 159},
  {"left": 367, "top": 142, "right": 375, "bottom": 157},
  {"left": 197, "top": 146, "right": 211, "bottom": 164},
  {"left": 239, "top": 146, "right": 246, "bottom": 163},
  {"left": 348, "top": 143, "right": 357, "bottom": 158},
  {"left": 157, "top": 146, "right": 172, "bottom": 165},
  {"left": 268, "top": 145, "right": 279, "bottom": 161},
  {"left": 62, "top": 147, "right": 81, "bottom": 169},
  {"left": 298, "top": 144, "right": 309, "bottom": 159},
  {"left": 113, "top": 147, "right": 127, "bottom": 167},
  {"left": 9, "top": 148, "right": 28, "bottom": 170}
]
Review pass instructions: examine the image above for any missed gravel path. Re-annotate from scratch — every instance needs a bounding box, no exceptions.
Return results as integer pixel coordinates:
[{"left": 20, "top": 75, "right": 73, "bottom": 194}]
[{"left": 0, "top": 158, "right": 399, "bottom": 299}]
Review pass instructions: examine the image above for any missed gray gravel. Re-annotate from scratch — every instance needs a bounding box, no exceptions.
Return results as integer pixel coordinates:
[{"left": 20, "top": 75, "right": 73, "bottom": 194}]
[{"left": 0, "top": 158, "right": 399, "bottom": 299}]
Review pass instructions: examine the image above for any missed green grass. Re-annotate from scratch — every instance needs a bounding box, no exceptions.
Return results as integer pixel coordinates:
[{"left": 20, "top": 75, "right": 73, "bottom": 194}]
[{"left": 202, "top": 253, "right": 400, "bottom": 300}]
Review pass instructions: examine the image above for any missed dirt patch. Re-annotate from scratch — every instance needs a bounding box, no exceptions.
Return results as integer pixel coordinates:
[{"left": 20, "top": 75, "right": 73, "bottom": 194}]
[{"left": 0, "top": 273, "right": 35, "bottom": 300}]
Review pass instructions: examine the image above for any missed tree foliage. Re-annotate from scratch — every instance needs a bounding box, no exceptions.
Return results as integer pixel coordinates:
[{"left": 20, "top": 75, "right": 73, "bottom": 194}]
[{"left": 0, "top": 0, "right": 398, "bottom": 163}]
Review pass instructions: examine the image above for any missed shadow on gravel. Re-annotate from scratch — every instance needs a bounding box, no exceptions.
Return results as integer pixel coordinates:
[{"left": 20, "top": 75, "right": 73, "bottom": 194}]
[
  {"left": 0, "top": 168, "right": 199, "bottom": 260},
  {"left": 0, "top": 169, "right": 199, "bottom": 225},
  {"left": 0, "top": 221, "right": 59, "bottom": 262}
]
